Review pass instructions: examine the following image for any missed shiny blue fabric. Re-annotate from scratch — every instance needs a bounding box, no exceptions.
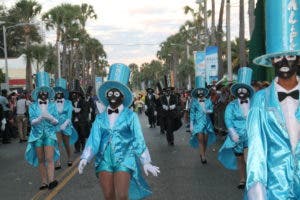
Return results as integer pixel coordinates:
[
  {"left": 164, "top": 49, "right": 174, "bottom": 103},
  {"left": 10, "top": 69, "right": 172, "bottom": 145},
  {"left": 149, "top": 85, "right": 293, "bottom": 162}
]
[
  {"left": 189, "top": 98, "right": 216, "bottom": 148},
  {"left": 35, "top": 137, "right": 55, "bottom": 148},
  {"left": 25, "top": 102, "right": 60, "bottom": 167},
  {"left": 56, "top": 99, "right": 78, "bottom": 144},
  {"left": 218, "top": 99, "right": 248, "bottom": 170},
  {"left": 82, "top": 107, "right": 152, "bottom": 200},
  {"left": 96, "top": 143, "right": 132, "bottom": 174},
  {"left": 246, "top": 80, "right": 300, "bottom": 199}
]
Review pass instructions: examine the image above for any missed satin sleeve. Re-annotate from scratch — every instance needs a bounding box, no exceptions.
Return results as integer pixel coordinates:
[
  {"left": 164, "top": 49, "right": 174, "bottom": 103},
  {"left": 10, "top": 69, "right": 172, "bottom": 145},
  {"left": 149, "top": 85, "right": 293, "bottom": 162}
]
[
  {"left": 206, "top": 99, "right": 213, "bottom": 113},
  {"left": 29, "top": 104, "right": 39, "bottom": 126},
  {"left": 246, "top": 106, "right": 267, "bottom": 199},
  {"left": 81, "top": 116, "right": 102, "bottom": 162},
  {"left": 131, "top": 113, "right": 147, "bottom": 156},
  {"left": 224, "top": 103, "right": 235, "bottom": 130},
  {"left": 67, "top": 101, "right": 73, "bottom": 120},
  {"left": 189, "top": 99, "right": 196, "bottom": 124}
]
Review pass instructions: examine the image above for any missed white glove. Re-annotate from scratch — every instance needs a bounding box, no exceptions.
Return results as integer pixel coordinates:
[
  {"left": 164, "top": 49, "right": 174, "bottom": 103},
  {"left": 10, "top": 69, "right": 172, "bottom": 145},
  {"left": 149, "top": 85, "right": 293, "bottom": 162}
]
[
  {"left": 228, "top": 128, "right": 239, "bottom": 143},
  {"left": 144, "top": 105, "right": 148, "bottom": 110},
  {"left": 190, "top": 123, "right": 193, "bottom": 132},
  {"left": 42, "top": 112, "right": 58, "bottom": 124},
  {"left": 169, "top": 104, "right": 176, "bottom": 110},
  {"left": 73, "top": 107, "right": 81, "bottom": 113},
  {"left": 31, "top": 116, "right": 43, "bottom": 125},
  {"left": 154, "top": 111, "right": 157, "bottom": 116},
  {"left": 162, "top": 105, "right": 169, "bottom": 110},
  {"left": 78, "top": 159, "right": 88, "bottom": 174},
  {"left": 1, "top": 118, "right": 6, "bottom": 131},
  {"left": 60, "top": 119, "right": 70, "bottom": 131},
  {"left": 143, "top": 163, "right": 160, "bottom": 176}
]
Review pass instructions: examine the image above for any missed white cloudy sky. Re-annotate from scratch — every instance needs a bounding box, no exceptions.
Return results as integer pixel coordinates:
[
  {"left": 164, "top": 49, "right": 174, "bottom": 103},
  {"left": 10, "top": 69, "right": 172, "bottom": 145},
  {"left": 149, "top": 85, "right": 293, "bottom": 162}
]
[{"left": 3, "top": 0, "right": 247, "bottom": 65}]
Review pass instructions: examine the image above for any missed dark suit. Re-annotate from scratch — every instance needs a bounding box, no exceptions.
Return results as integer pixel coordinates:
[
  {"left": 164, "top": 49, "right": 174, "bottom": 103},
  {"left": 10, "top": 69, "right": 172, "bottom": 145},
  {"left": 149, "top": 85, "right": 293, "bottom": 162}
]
[
  {"left": 145, "top": 94, "right": 156, "bottom": 128},
  {"left": 160, "top": 94, "right": 180, "bottom": 144}
]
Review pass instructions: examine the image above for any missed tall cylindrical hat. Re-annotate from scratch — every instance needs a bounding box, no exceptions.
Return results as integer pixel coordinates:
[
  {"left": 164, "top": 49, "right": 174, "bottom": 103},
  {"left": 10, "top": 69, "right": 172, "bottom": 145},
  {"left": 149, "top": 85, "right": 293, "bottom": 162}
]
[
  {"left": 191, "top": 76, "right": 208, "bottom": 98},
  {"left": 31, "top": 71, "right": 55, "bottom": 101},
  {"left": 254, "top": 0, "right": 300, "bottom": 67},
  {"left": 230, "top": 67, "right": 254, "bottom": 97},
  {"left": 98, "top": 63, "right": 133, "bottom": 107},
  {"left": 53, "top": 78, "right": 69, "bottom": 99}
]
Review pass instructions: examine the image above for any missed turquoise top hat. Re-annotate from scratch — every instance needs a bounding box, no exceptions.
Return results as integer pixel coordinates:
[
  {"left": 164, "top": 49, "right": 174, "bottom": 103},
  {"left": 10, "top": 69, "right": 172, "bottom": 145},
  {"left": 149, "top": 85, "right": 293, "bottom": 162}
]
[
  {"left": 98, "top": 63, "right": 133, "bottom": 107},
  {"left": 32, "top": 71, "right": 55, "bottom": 101},
  {"left": 192, "top": 76, "right": 209, "bottom": 98},
  {"left": 254, "top": 0, "right": 300, "bottom": 67},
  {"left": 231, "top": 67, "right": 254, "bottom": 98},
  {"left": 53, "top": 78, "right": 69, "bottom": 99}
]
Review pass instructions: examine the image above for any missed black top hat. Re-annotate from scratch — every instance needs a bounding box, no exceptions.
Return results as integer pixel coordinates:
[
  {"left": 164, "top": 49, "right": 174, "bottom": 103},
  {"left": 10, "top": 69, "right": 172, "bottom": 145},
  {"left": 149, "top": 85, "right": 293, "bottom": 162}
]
[{"left": 69, "top": 79, "right": 84, "bottom": 96}]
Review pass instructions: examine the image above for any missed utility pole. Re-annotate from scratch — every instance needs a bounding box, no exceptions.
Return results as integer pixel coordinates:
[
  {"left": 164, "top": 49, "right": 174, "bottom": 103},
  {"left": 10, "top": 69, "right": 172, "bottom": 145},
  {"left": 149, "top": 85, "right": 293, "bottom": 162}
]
[
  {"left": 186, "top": 42, "right": 191, "bottom": 90},
  {"left": 226, "top": 0, "right": 232, "bottom": 81},
  {"left": 204, "top": 0, "right": 208, "bottom": 48},
  {"left": 57, "top": 41, "right": 61, "bottom": 78}
]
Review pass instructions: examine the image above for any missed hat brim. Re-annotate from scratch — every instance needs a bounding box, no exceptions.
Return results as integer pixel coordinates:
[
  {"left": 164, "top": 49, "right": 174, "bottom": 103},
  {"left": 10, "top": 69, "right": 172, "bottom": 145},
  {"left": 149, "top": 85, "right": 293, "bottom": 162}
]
[
  {"left": 53, "top": 87, "right": 69, "bottom": 99},
  {"left": 32, "top": 86, "right": 55, "bottom": 101},
  {"left": 230, "top": 83, "right": 254, "bottom": 98},
  {"left": 253, "top": 50, "right": 300, "bottom": 67},
  {"left": 98, "top": 81, "right": 133, "bottom": 107},
  {"left": 191, "top": 88, "right": 209, "bottom": 98}
]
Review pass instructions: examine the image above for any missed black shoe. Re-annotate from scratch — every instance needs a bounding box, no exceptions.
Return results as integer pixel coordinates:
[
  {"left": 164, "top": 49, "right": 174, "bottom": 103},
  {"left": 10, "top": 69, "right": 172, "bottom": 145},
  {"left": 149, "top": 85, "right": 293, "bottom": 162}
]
[
  {"left": 67, "top": 161, "right": 73, "bottom": 167},
  {"left": 168, "top": 141, "right": 174, "bottom": 146},
  {"left": 237, "top": 181, "right": 246, "bottom": 189},
  {"left": 39, "top": 183, "right": 48, "bottom": 190},
  {"left": 48, "top": 180, "right": 58, "bottom": 190},
  {"left": 160, "top": 130, "right": 165, "bottom": 134},
  {"left": 55, "top": 165, "right": 61, "bottom": 170},
  {"left": 200, "top": 156, "right": 207, "bottom": 164},
  {"left": 19, "top": 139, "right": 23, "bottom": 143}
]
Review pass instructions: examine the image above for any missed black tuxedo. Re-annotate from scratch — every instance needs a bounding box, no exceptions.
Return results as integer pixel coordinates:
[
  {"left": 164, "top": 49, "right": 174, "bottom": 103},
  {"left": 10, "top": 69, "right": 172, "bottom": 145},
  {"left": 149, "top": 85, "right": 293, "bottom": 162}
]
[{"left": 145, "top": 94, "right": 156, "bottom": 127}]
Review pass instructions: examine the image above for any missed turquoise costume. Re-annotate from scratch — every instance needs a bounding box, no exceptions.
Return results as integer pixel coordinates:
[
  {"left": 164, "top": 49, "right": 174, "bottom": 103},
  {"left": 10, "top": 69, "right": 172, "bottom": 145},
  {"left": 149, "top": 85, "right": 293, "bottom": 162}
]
[
  {"left": 246, "top": 81, "right": 300, "bottom": 199},
  {"left": 189, "top": 76, "right": 216, "bottom": 148},
  {"left": 82, "top": 108, "right": 152, "bottom": 200},
  {"left": 25, "top": 72, "right": 60, "bottom": 167},
  {"left": 80, "top": 64, "right": 154, "bottom": 200},
  {"left": 54, "top": 78, "right": 78, "bottom": 144},
  {"left": 247, "top": 0, "right": 300, "bottom": 199},
  {"left": 218, "top": 67, "right": 254, "bottom": 170}
]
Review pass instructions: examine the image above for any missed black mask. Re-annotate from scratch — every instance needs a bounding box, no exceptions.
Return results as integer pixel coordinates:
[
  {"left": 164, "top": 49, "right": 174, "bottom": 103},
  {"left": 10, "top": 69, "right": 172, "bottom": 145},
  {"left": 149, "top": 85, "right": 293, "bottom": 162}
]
[
  {"left": 273, "top": 55, "right": 299, "bottom": 79},
  {"left": 71, "top": 93, "right": 78, "bottom": 101},
  {"left": 237, "top": 87, "right": 249, "bottom": 100},
  {"left": 165, "top": 90, "right": 171, "bottom": 96},
  {"left": 38, "top": 91, "right": 48, "bottom": 101},
  {"left": 55, "top": 92, "right": 64, "bottom": 99},
  {"left": 106, "top": 88, "right": 123, "bottom": 109},
  {"left": 196, "top": 89, "right": 205, "bottom": 99}
]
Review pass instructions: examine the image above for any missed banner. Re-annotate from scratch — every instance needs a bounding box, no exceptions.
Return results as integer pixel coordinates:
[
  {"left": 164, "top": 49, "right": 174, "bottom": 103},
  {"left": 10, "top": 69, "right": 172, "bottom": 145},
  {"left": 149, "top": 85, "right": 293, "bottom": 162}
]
[
  {"left": 193, "top": 51, "right": 206, "bottom": 78},
  {"left": 205, "top": 46, "right": 219, "bottom": 85},
  {"left": 95, "top": 76, "right": 103, "bottom": 97}
]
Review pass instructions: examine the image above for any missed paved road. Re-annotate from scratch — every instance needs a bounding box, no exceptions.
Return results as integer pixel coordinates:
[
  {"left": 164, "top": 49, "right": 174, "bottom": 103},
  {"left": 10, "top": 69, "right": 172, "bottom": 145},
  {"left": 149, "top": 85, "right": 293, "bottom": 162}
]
[{"left": 0, "top": 113, "right": 244, "bottom": 200}]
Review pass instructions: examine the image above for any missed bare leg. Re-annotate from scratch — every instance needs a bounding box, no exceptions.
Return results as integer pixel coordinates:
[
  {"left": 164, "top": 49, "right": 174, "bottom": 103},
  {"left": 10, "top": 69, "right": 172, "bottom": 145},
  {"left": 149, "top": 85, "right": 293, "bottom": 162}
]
[
  {"left": 237, "top": 155, "right": 246, "bottom": 184},
  {"left": 197, "top": 133, "right": 206, "bottom": 159},
  {"left": 36, "top": 147, "right": 48, "bottom": 184},
  {"left": 114, "top": 171, "right": 131, "bottom": 200},
  {"left": 99, "top": 172, "right": 115, "bottom": 200},
  {"left": 62, "top": 134, "right": 71, "bottom": 162},
  {"left": 44, "top": 146, "right": 55, "bottom": 182},
  {"left": 244, "top": 148, "right": 248, "bottom": 163},
  {"left": 203, "top": 134, "right": 208, "bottom": 154},
  {"left": 55, "top": 133, "right": 62, "bottom": 167}
]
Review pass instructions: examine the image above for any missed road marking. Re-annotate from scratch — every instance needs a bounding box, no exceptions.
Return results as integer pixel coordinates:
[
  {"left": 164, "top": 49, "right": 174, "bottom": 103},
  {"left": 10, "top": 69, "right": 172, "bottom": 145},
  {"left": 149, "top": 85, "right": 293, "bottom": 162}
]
[{"left": 31, "top": 156, "right": 80, "bottom": 200}]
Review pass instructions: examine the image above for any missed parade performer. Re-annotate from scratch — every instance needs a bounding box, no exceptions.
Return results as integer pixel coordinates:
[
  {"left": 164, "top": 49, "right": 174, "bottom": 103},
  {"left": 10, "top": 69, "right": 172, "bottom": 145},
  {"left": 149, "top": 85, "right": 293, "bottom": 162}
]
[
  {"left": 69, "top": 80, "right": 86, "bottom": 153},
  {"left": 25, "top": 71, "right": 59, "bottom": 190},
  {"left": 190, "top": 76, "right": 216, "bottom": 163},
  {"left": 53, "top": 78, "right": 78, "bottom": 169},
  {"left": 247, "top": 0, "right": 300, "bottom": 199},
  {"left": 218, "top": 67, "right": 254, "bottom": 189},
  {"left": 160, "top": 86, "right": 181, "bottom": 146},
  {"left": 144, "top": 87, "right": 156, "bottom": 128},
  {"left": 78, "top": 64, "right": 160, "bottom": 200}
]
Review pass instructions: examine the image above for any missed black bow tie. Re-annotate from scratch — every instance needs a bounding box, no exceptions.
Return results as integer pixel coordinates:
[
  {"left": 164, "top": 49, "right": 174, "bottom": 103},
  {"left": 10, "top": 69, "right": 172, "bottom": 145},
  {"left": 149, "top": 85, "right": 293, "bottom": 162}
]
[
  {"left": 108, "top": 108, "right": 119, "bottom": 115},
  {"left": 57, "top": 100, "right": 63, "bottom": 103},
  {"left": 240, "top": 99, "right": 248, "bottom": 104},
  {"left": 278, "top": 90, "right": 299, "bottom": 102},
  {"left": 199, "top": 99, "right": 205, "bottom": 102},
  {"left": 39, "top": 101, "right": 47, "bottom": 105}
]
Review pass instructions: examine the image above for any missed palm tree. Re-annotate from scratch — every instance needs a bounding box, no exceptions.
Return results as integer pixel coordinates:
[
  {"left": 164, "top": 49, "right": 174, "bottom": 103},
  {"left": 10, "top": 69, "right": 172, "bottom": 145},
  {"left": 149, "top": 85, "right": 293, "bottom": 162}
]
[
  {"left": 239, "top": 0, "right": 247, "bottom": 67},
  {"left": 248, "top": 0, "right": 255, "bottom": 37},
  {"left": 9, "top": 0, "right": 42, "bottom": 91}
]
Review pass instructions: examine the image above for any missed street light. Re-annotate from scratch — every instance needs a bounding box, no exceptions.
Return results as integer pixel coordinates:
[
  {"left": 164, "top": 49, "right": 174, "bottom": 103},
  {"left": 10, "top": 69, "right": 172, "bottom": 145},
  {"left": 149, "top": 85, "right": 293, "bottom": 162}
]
[{"left": 0, "top": 22, "right": 38, "bottom": 87}]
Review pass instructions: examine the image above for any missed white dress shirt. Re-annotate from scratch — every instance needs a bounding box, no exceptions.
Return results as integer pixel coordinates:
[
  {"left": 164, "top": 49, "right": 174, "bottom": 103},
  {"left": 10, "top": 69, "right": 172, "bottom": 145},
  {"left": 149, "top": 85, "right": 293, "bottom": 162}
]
[
  {"left": 55, "top": 98, "right": 65, "bottom": 114},
  {"left": 275, "top": 77, "right": 300, "bottom": 152},
  {"left": 108, "top": 104, "right": 124, "bottom": 128},
  {"left": 238, "top": 98, "right": 250, "bottom": 118}
]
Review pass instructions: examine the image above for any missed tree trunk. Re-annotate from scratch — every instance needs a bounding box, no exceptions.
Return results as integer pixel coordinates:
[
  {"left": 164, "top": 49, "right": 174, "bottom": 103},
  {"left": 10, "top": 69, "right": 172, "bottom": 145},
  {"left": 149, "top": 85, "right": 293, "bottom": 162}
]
[
  {"left": 217, "top": 0, "right": 225, "bottom": 78},
  {"left": 248, "top": 0, "right": 255, "bottom": 37},
  {"left": 239, "top": 0, "right": 247, "bottom": 67},
  {"left": 62, "top": 38, "right": 67, "bottom": 78},
  {"left": 25, "top": 34, "right": 33, "bottom": 91},
  {"left": 211, "top": 0, "right": 216, "bottom": 45}
]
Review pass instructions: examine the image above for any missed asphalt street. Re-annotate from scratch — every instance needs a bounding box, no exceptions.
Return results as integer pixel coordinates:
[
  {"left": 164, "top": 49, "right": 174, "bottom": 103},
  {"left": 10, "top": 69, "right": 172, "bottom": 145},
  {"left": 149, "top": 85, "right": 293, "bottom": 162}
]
[{"left": 0, "top": 113, "right": 244, "bottom": 200}]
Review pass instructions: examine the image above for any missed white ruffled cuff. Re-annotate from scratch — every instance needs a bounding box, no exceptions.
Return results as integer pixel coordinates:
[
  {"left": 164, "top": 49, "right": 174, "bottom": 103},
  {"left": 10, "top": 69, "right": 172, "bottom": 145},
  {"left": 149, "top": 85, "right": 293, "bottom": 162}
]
[
  {"left": 228, "top": 128, "right": 238, "bottom": 136},
  {"left": 81, "top": 147, "right": 94, "bottom": 163},
  {"left": 140, "top": 148, "right": 152, "bottom": 165}
]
